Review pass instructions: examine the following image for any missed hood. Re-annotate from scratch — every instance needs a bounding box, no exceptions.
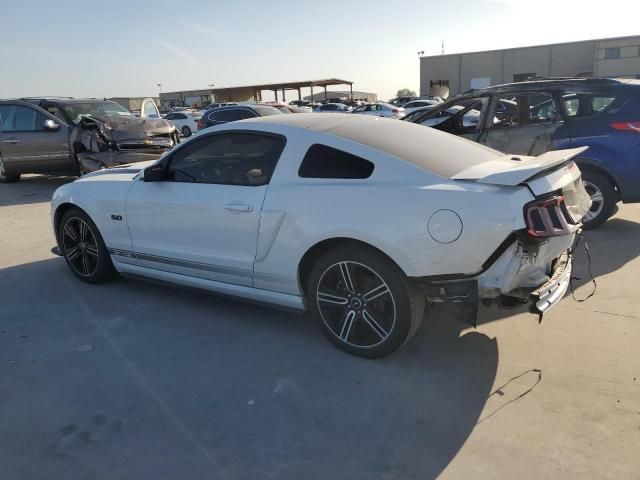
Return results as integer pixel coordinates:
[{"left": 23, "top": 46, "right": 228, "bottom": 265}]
[
  {"left": 79, "top": 115, "right": 176, "bottom": 141},
  {"left": 451, "top": 147, "right": 588, "bottom": 186},
  {"left": 78, "top": 160, "right": 157, "bottom": 182}
]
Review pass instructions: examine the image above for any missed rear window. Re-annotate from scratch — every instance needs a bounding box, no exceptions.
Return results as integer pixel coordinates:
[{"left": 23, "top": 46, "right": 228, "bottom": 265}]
[
  {"left": 323, "top": 118, "right": 502, "bottom": 178},
  {"left": 254, "top": 106, "right": 283, "bottom": 117},
  {"left": 299, "top": 144, "right": 374, "bottom": 179}
]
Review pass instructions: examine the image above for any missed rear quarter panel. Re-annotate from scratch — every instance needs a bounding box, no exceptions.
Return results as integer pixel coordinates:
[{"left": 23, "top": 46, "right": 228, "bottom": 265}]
[{"left": 250, "top": 125, "right": 534, "bottom": 296}]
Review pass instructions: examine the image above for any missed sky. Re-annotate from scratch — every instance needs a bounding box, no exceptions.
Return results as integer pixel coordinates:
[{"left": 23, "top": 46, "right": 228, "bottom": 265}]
[{"left": 1, "top": 0, "right": 639, "bottom": 102}]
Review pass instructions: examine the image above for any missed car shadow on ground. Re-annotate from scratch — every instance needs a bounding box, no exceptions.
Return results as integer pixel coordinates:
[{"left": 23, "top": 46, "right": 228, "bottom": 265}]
[
  {"left": 1, "top": 257, "right": 497, "bottom": 480},
  {"left": 0, "top": 175, "right": 74, "bottom": 207}
]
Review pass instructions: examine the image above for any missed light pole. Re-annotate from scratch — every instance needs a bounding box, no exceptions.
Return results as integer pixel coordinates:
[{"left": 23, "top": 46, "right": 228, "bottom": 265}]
[{"left": 157, "top": 83, "right": 162, "bottom": 94}]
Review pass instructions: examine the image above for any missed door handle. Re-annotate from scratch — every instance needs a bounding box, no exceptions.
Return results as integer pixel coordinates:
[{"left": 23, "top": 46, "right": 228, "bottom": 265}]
[
  {"left": 224, "top": 203, "right": 253, "bottom": 212},
  {"left": 1, "top": 139, "right": 20, "bottom": 144}
]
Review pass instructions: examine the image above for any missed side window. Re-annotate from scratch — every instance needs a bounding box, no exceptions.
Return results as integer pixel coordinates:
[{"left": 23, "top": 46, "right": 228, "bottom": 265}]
[
  {"left": 492, "top": 93, "right": 556, "bottom": 128},
  {"left": 44, "top": 105, "right": 66, "bottom": 122},
  {"left": 563, "top": 95, "right": 580, "bottom": 117},
  {"left": 591, "top": 96, "right": 615, "bottom": 112},
  {"left": 164, "top": 113, "right": 176, "bottom": 120},
  {"left": 167, "top": 133, "right": 285, "bottom": 186},
  {"left": 175, "top": 113, "right": 187, "bottom": 120},
  {"left": 562, "top": 93, "right": 615, "bottom": 118},
  {"left": 0, "top": 105, "right": 45, "bottom": 132},
  {"left": 298, "top": 144, "right": 374, "bottom": 179}
]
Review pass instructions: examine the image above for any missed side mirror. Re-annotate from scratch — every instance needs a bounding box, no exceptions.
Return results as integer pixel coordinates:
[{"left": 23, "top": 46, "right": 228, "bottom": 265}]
[
  {"left": 44, "top": 119, "right": 60, "bottom": 131},
  {"left": 144, "top": 163, "right": 165, "bottom": 182}
]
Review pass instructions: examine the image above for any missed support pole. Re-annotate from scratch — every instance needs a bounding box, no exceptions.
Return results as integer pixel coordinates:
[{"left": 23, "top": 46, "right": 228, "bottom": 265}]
[
  {"left": 324, "top": 85, "right": 327, "bottom": 100},
  {"left": 282, "top": 88, "right": 286, "bottom": 102},
  {"left": 274, "top": 89, "right": 278, "bottom": 102},
  {"left": 310, "top": 85, "right": 314, "bottom": 103},
  {"left": 297, "top": 87, "right": 301, "bottom": 100}
]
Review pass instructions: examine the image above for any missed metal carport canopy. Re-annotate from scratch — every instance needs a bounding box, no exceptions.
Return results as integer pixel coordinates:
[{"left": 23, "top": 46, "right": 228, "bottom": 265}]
[{"left": 211, "top": 78, "right": 354, "bottom": 102}]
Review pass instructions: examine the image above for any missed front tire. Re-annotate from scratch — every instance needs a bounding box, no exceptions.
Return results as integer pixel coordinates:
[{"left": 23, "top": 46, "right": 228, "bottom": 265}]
[
  {"left": 0, "top": 158, "right": 20, "bottom": 183},
  {"left": 581, "top": 170, "right": 616, "bottom": 229},
  {"left": 59, "top": 208, "right": 117, "bottom": 283},
  {"left": 307, "top": 245, "right": 425, "bottom": 358}
]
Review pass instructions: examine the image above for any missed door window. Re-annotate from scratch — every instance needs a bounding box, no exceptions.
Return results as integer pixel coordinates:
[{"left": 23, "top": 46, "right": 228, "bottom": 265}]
[
  {"left": 166, "top": 133, "right": 285, "bottom": 186},
  {"left": 491, "top": 93, "right": 557, "bottom": 129},
  {"left": 0, "top": 105, "right": 45, "bottom": 132}
]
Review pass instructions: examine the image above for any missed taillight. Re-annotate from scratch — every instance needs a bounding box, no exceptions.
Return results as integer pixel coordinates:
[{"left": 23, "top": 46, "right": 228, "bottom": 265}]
[
  {"left": 196, "top": 119, "right": 205, "bottom": 130},
  {"left": 525, "top": 195, "right": 574, "bottom": 237},
  {"left": 611, "top": 121, "right": 640, "bottom": 133}
]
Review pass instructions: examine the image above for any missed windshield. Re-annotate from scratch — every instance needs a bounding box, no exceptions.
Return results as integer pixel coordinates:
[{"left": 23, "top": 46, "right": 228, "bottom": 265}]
[{"left": 63, "top": 101, "right": 133, "bottom": 124}]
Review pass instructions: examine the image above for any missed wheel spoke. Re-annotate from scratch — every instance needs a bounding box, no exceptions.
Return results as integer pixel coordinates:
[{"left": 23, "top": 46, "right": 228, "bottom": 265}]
[
  {"left": 338, "top": 262, "right": 356, "bottom": 293},
  {"left": 81, "top": 253, "right": 91, "bottom": 275},
  {"left": 363, "top": 282, "right": 390, "bottom": 302},
  {"left": 85, "top": 244, "right": 99, "bottom": 258},
  {"left": 590, "top": 192, "right": 603, "bottom": 203},
  {"left": 339, "top": 310, "right": 357, "bottom": 341},
  {"left": 362, "top": 309, "right": 388, "bottom": 340},
  {"left": 317, "top": 291, "right": 348, "bottom": 305},
  {"left": 66, "top": 246, "right": 80, "bottom": 261},
  {"left": 79, "top": 221, "right": 88, "bottom": 241},
  {"left": 63, "top": 223, "right": 78, "bottom": 241}
]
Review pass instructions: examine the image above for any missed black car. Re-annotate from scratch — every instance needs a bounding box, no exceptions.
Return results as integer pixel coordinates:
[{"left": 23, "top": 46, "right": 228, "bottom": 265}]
[
  {"left": 197, "top": 104, "right": 283, "bottom": 131},
  {"left": 0, "top": 97, "right": 179, "bottom": 181}
]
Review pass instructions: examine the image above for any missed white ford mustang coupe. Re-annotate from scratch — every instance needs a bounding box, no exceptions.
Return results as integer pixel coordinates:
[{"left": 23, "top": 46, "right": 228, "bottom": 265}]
[{"left": 51, "top": 114, "right": 590, "bottom": 358}]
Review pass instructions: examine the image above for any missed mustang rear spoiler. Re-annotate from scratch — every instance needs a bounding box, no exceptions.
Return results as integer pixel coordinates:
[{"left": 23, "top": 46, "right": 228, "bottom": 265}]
[{"left": 451, "top": 146, "right": 588, "bottom": 186}]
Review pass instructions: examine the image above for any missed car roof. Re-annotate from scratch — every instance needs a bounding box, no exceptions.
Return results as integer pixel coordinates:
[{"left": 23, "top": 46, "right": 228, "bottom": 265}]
[
  {"left": 21, "top": 98, "right": 113, "bottom": 105},
  {"left": 463, "top": 77, "right": 640, "bottom": 95},
  {"left": 237, "top": 113, "right": 502, "bottom": 178}
]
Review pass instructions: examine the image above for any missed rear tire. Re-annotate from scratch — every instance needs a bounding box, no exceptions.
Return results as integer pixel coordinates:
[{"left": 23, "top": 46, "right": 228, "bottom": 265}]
[
  {"left": 181, "top": 126, "right": 192, "bottom": 137},
  {"left": 581, "top": 170, "right": 616, "bottom": 230},
  {"left": 307, "top": 245, "right": 425, "bottom": 358},
  {"left": 59, "top": 208, "right": 117, "bottom": 284}
]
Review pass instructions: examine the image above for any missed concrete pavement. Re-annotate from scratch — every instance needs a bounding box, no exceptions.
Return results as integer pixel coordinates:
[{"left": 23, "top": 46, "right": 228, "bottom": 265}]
[{"left": 1, "top": 175, "right": 638, "bottom": 479}]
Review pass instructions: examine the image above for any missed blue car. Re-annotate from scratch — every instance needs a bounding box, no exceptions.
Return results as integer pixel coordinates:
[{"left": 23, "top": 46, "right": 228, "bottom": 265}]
[{"left": 407, "top": 78, "right": 640, "bottom": 228}]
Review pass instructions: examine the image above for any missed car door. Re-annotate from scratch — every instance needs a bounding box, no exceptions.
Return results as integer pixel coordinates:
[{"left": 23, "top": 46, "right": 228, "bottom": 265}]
[
  {"left": 125, "top": 131, "right": 286, "bottom": 286},
  {"left": 0, "top": 104, "right": 70, "bottom": 174},
  {"left": 478, "top": 92, "right": 570, "bottom": 155}
]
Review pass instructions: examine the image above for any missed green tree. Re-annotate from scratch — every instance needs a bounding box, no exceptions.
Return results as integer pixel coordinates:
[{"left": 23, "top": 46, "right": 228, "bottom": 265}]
[{"left": 396, "top": 88, "right": 416, "bottom": 97}]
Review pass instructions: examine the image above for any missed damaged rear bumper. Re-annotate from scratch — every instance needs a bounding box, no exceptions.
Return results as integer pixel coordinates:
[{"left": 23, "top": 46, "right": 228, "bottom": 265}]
[
  {"left": 529, "top": 252, "right": 571, "bottom": 316},
  {"left": 419, "top": 233, "right": 578, "bottom": 326}
]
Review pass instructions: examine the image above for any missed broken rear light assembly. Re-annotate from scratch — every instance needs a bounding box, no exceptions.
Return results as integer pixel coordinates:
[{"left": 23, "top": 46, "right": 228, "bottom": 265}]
[
  {"left": 610, "top": 121, "right": 640, "bottom": 133},
  {"left": 524, "top": 195, "right": 576, "bottom": 238}
]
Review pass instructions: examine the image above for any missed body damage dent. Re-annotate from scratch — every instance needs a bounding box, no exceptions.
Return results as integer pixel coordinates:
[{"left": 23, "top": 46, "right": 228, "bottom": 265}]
[{"left": 71, "top": 115, "right": 179, "bottom": 172}]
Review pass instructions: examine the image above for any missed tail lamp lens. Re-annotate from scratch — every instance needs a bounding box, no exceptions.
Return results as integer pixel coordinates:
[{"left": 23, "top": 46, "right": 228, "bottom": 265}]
[{"left": 525, "top": 195, "right": 573, "bottom": 237}]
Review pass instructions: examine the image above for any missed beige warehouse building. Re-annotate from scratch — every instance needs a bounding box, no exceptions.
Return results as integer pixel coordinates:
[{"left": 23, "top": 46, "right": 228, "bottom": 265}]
[{"left": 420, "top": 35, "right": 640, "bottom": 98}]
